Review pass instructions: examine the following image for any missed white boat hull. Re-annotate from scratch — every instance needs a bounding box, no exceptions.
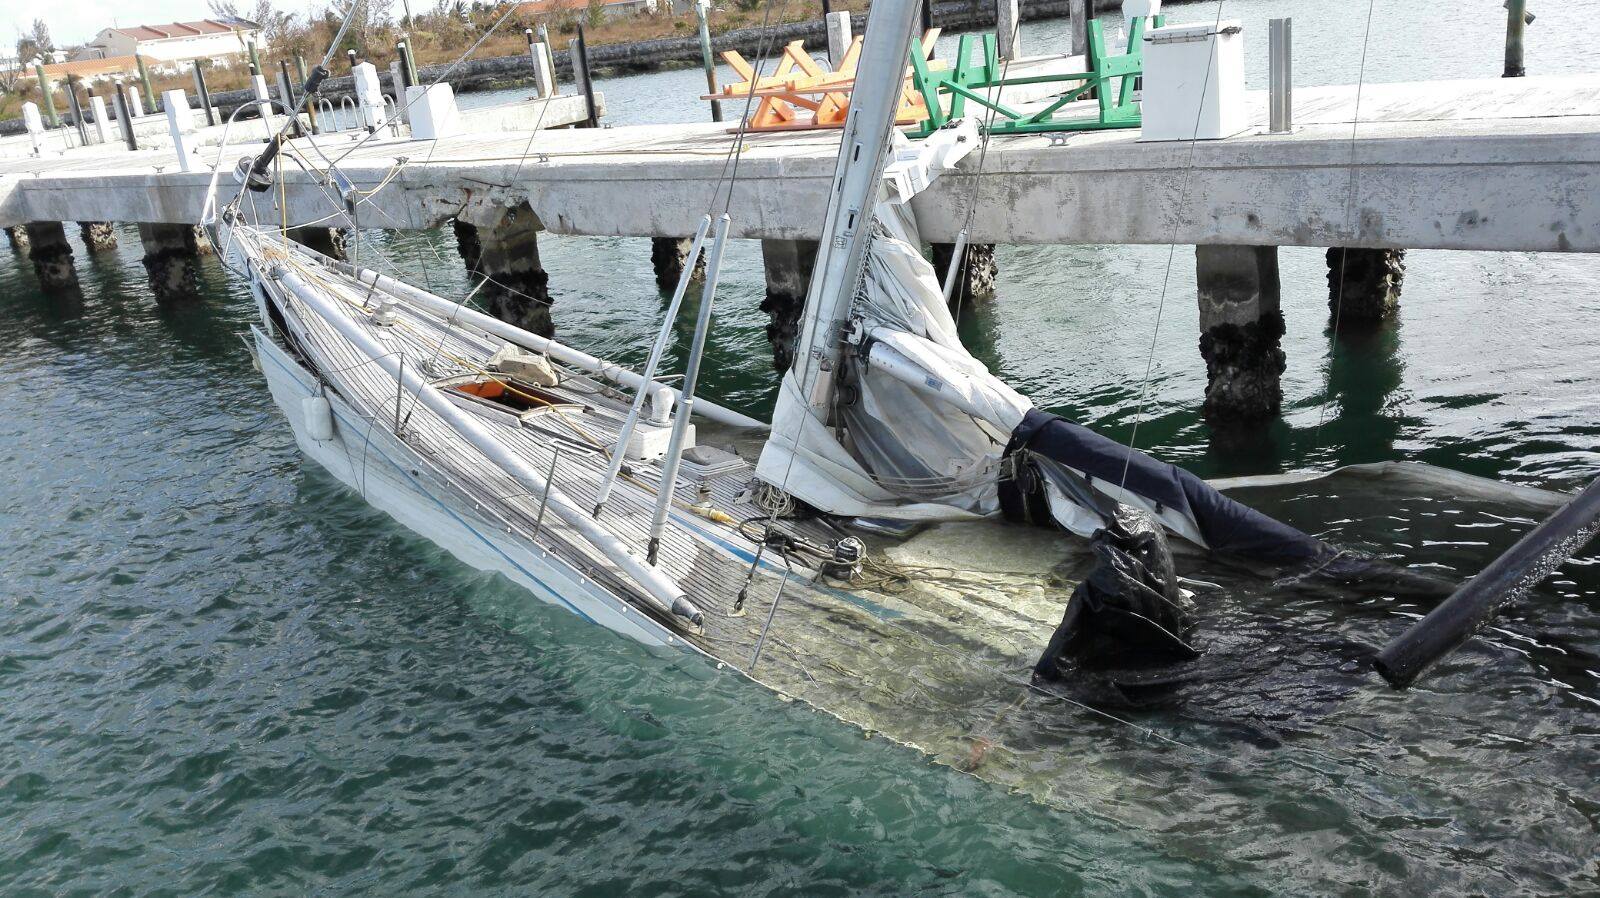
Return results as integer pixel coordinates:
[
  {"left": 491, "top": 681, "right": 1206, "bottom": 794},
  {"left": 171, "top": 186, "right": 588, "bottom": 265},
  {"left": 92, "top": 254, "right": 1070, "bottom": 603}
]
[{"left": 252, "top": 326, "right": 697, "bottom": 653}]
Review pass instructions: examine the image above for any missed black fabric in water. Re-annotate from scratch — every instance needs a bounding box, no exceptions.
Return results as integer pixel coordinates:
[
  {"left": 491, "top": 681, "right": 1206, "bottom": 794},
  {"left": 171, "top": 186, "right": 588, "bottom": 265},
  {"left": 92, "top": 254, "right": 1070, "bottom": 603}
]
[{"left": 1002, "top": 409, "right": 1335, "bottom": 564}]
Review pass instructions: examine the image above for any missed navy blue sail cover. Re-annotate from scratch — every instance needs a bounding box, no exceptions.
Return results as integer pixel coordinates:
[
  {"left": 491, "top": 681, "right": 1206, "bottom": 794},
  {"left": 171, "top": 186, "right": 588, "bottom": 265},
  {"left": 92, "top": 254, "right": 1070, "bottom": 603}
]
[{"left": 1002, "top": 409, "right": 1334, "bottom": 563}]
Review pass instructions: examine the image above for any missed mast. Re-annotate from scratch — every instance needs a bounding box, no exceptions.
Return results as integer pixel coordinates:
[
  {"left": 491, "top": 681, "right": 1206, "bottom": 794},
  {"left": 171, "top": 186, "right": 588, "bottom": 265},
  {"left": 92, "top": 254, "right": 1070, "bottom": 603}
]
[{"left": 790, "top": 0, "right": 925, "bottom": 417}]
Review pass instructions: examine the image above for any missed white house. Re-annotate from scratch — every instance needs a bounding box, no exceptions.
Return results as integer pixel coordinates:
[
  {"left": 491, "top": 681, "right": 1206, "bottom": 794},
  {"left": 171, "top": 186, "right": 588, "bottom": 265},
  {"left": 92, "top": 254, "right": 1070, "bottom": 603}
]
[{"left": 85, "top": 19, "right": 263, "bottom": 66}]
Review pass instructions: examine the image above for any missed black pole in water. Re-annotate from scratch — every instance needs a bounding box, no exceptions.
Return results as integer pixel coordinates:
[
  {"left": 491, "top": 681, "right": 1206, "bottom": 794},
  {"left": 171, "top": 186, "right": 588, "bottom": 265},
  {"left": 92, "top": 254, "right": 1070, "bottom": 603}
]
[
  {"left": 574, "top": 24, "right": 599, "bottom": 129},
  {"left": 921, "top": 0, "right": 934, "bottom": 33},
  {"left": 821, "top": 0, "right": 831, "bottom": 14},
  {"left": 1374, "top": 475, "right": 1600, "bottom": 689}
]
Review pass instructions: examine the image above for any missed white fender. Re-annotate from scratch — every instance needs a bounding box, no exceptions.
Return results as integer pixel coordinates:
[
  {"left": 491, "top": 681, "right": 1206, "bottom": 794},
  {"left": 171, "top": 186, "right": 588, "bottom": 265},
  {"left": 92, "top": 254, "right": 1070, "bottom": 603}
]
[{"left": 302, "top": 395, "right": 334, "bottom": 442}]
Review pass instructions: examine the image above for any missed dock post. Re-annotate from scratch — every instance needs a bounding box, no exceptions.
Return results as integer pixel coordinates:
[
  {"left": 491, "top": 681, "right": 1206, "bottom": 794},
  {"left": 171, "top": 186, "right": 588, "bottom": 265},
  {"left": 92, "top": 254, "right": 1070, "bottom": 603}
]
[
  {"left": 1268, "top": 18, "right": 1292, "bottom": 133},
  {"left": 6, "top": 226, "right": 32, "bottom": 253},
  {"left": 287, "top": 227, "right": 348, "bottom": 260},
  {"left": 537, "top": 25, "right": 556, "bottom": 89},
  {"left": 1327, "top": 248, "right": 1405, "bottom": 323},
  {"left": 138, "top": 223, "right": 205, "bottom": 300},
  {"left": 136, "top": 54, "right": 157, "bottom": 114},
  {"left": 573, "top": 24, "right": 600, "bottom": 128},
  {"left": 32, "top": 63, "right": 60, "bottom": 128},
  {"left": 390, "top": 60, "right": 409, "bottom": 125},
  {"left": 1195, "top": 245, "right": 1284, "bottom": 423},
  {"left": 996, "top": 0, "right": 1022, "bottom": 61},
  {"left": 125, "top": 83, "right": 145, "bottom": 120},
  {"left": 527, "top": 30, "right": 555, "bottom": 99},
  {"left": 930, "top": 242, "right": 998, "bottom": 309},
  {"left": 295, "top": 55, "right": 317, "bottom": 133},
  {"left": 89, "top": 96, "right": 114, "bottom": 145},
  {"left": 64, "top": 78, "right": 90, "bottom": 146},
  {"left": 252, "top": 72, "right": 274, "bottom": 136},
  {"left": 163, "top": 89, "right": 198, "bottom": 172},
  {"left": 696, "top": 0, "right": 724, "bottom": 122},
  {"left": 1504, "top": 0, "right": 1528, "bottom": 78},
  {"left": 825, "top": 10, "right": 852, "bottom": 68},
  {"left": 111, "top": 84, "right": 139, "bottom": 150},
  {"left": 760, "top": 239, "right": 820, "bottom": 373},
  {"left": 22, "top": 103, "right": 45, "bottom": 157},
  {"left": 193, "top": 61, "right": 217, "bottom": 127},
  {"left": 651, "top": 237, "right": 707, "bottom": 291},
  {"left": 24, "top": 222, "right": 79, "bottom": 292},
  {"left": 353, "top": 62, "right": 387, "bottom": 132},
  {"left": 921, "top": 0, "right": 934, "bottom": 33},
  {"left": 1068, "top": 0, "right": 1088, "bottom": 56},
  {"left": 453, "top": 206, "right": 553, "bottom": 337},
  {"left": 78, "top": 222, "right": 118, "bottom": 253}
]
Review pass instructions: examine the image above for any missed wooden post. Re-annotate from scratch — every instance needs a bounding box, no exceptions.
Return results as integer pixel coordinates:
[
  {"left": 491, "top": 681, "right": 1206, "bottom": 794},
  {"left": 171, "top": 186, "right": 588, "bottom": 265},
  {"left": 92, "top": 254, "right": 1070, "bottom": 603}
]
[
  {"left": 64, "top": 77, "right": 89, "bottom": 145},
  {"left": 137, "top": 54, "right": 157, "bottom": 113},
  {"left": 1504, "top": 0, "right": 1527, "bottom": 77},
  {"left": 111, "top": 82, "right": 138, "bottom": 150},
  {"left": 296, "top": 55, "right": 318, "bottom": 132},
  {"left": 32, "top": 63, "right": 60, "bottom": 128},
  {"left": 193, "top": 61, "right": 216, "bottom": 126},
  {"left": 696, "top": 0, "right": 723, "bottom": 122},
  {"left": 1068, "top": 0, "right": 1088, "bottom": 56},
  {"left": 574, "top": 24, "right": 599, "bottom": 128}
]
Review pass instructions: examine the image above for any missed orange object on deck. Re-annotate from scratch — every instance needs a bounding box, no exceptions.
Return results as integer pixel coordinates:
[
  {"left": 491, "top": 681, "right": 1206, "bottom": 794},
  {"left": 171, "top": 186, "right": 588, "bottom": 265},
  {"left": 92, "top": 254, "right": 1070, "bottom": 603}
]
[{"left": 703, "top": 31, "right": 944, "bottom": 132}]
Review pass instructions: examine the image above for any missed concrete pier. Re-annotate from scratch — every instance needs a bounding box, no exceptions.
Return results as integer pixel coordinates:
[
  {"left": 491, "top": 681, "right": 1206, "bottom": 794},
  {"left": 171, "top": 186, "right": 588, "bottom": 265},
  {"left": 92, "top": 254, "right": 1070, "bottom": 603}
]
[
  {"left": 24, "top": 222, "right": 78, "bottom": 291},
  {"left": 78, "top": 221, "right": 118, "bottom": 253},
  {"left": 649, "top": 236, "right": 705, "bottom": 292},
  {"left": 288, "top": 226, "right": 347, "bottom": 260},
  {"left": 138, "top": 223, "right": 204, "bottom": 299},
  {"left": 930, "top": 242, "right": 999, "bottom": 309},
  {"left": 453, "top": 206, "right": 552, "bottom": 337},
  {"left": 760, "top": 239, "right": 818, "bottom": 373},
  {"left": 1195, "top": 245, "right": 1285, "bottom": 423},
  {"left": 1327, "top": 248, "right": 1406, "bottom": 322}
]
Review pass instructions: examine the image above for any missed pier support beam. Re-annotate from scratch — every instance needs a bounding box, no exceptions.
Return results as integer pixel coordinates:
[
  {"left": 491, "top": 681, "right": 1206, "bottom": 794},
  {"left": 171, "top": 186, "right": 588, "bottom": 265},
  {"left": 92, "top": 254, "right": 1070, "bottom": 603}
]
[
  {"left": 138, "top": 223, "right": 204, "bottom": 300},
  {"left": 78, "top": 222, "right": 118, "bottom": 253},
  {"left": 649, "top": 236, "right": 705, "bottom": 292},
  {"left": 24, "top": 222, "right": 79, "bottom": 292},
  {"left": 453, "top": 207, "right": 552, "bottom": 337},
  {"left": 5, "top": 225, "right": 30, "bottom": 253},
  {"left": 760, "top": 238, "right": 818, "bottom": 374},
  {"left": 930, "top": 242, "right": 998, "bottom": 309},
  {"left": 287, "top": 226, "right": 347, "bottom": 260},
  {"left": 1196, "top": 245, "right": 1285, "bottom": 423},
  {"left": 1327, "top": 247, "right": 1406, "bottom": 323}
]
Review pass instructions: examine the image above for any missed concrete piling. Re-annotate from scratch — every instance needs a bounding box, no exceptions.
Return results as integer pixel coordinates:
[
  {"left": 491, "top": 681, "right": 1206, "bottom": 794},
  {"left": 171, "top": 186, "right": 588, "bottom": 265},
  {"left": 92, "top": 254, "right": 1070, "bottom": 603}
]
[
  {"left": 453, "top": 207, "right": 553, "bottom": 337},
  {"left": 1327, "top": 247, "right": 1406, "bottom": 323},
  {"left": 650, "top": 236, "right": 706, "bottom": 292},
  {"left": 138, "top": 223, "right": 205, "bottom": 299},
  {"left": 1195, "top": 244, "right": 1285, "bottom": 423},
  {"left": 78, "top": 222, "right": 118, "bottom": 253},
  {"left": 5, "top": 226, "right": 30, "bottom": 253},
  {"left": 760, "top": 239, "right": 819, "bottom": 373},
  {"left": 930, "top": 242, "right": 998, "bottom": 309},
  {"left": 287, "top": 227, "right": 348, "bottom": 260},
  {"left": 24, "top": 222, "right": 79, "bottom": 292}
]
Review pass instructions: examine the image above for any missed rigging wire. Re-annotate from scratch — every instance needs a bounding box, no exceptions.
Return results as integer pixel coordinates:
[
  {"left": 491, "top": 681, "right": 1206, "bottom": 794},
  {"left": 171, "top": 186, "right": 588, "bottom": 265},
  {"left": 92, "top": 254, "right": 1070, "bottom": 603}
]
[
  {"left": 1316, "top": 0, "right": 1380, "bottom": 437},
  {"left": 1115, "top": 1, "right": 1229, "bottom": 495}
]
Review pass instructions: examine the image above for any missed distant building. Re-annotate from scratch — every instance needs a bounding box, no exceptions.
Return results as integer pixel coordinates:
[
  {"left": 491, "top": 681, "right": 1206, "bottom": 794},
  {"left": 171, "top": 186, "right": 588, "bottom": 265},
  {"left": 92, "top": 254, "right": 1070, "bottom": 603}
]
[
  {"left": 515, "top": 0, "right": 659, "bottom": 21},
  {"left": 84, "top": 19, "right": 262, "bottom": 69}
]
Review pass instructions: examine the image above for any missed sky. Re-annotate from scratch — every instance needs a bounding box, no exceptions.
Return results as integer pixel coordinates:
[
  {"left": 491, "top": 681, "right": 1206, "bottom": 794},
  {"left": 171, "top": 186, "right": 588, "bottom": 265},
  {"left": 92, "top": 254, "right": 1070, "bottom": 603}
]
[{"left": 3, "top": 0, "right": 344, "bottom": 48}]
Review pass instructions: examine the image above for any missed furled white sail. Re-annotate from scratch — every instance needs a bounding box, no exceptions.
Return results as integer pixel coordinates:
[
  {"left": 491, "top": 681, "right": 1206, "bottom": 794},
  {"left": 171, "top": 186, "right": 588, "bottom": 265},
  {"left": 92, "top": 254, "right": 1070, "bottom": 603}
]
[{"left": 755, "top": 199, "right": 1032, "bottom": 520}]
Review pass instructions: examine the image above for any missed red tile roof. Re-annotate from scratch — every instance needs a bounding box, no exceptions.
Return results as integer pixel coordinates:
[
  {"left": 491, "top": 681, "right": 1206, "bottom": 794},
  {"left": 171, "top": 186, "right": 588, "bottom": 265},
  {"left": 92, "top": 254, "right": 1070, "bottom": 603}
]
[
  {"left": 109, "top": 20, "right": 246, "bottom": 42},
  {"left": 40, "top": 55, "right": 138, "bottom": 79}
]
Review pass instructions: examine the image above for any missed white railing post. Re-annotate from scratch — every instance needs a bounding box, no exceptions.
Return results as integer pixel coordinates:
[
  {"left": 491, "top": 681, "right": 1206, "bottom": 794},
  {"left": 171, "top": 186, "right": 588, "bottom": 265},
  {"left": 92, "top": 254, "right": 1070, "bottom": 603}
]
[{"left": 164, "top": 89, "right": 197, "bottom": 172}]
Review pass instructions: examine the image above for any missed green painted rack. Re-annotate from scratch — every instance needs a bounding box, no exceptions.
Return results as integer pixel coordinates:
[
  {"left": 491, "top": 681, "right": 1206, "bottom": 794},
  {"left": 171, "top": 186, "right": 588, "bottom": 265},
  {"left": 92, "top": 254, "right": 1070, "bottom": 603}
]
[{"left": 908, "top": 15, "right": 1165, "bottom": 138}]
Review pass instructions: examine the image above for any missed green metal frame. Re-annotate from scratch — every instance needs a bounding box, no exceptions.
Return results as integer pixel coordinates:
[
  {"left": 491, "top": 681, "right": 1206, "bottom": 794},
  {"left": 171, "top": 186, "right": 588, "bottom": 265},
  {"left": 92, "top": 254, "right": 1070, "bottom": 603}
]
[{"left": 909, "top": 15, "right": 1164, "bottom": 138}]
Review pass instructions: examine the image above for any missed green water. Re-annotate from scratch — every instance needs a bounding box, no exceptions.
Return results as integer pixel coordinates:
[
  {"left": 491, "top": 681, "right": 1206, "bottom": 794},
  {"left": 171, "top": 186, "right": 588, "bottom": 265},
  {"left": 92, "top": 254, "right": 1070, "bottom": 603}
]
[{"left": 3, "top": 0, "right": 1600, "bottom": 892}]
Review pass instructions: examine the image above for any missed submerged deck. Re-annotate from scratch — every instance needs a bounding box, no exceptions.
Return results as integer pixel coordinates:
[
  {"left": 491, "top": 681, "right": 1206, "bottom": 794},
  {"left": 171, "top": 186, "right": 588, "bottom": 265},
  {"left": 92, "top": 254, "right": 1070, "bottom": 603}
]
[{"left": 3, "top": 75, "right": 1597, "bottom": 252}]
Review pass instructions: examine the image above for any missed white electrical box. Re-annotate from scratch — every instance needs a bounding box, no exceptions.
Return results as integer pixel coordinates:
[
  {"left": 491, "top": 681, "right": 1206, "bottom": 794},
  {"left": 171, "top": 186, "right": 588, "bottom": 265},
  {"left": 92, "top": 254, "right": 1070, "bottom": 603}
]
[
  {"left": 626, "top": 419, "right": 692, "bottom": 462},
  {"left": 405, "top": 83, "right": 462, "bottom": 140},
  {"left": 1139, "top": 19, "right": 1247, "bottom": 142}
]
